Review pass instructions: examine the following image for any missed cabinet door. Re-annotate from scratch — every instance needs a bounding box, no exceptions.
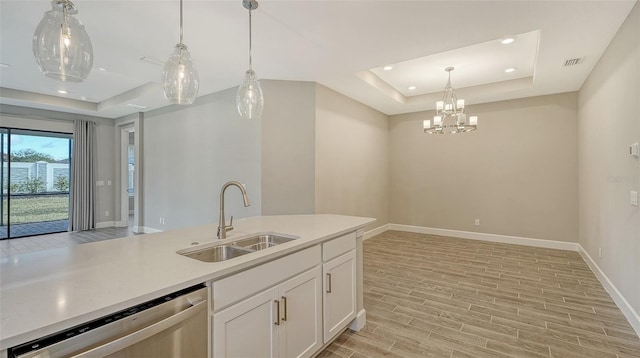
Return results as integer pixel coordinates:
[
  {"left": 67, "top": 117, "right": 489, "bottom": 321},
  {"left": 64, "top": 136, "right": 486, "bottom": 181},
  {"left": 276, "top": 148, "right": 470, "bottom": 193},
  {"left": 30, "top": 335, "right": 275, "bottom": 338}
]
[
  {"left": 278, "top": 267, "right": 322, "bottom": 358},
  {"left": 322, "top": 250, "right": 356, "bottom": 343},
  {"left": 212, "top": 287, "right": 279, "bottom": 358}
]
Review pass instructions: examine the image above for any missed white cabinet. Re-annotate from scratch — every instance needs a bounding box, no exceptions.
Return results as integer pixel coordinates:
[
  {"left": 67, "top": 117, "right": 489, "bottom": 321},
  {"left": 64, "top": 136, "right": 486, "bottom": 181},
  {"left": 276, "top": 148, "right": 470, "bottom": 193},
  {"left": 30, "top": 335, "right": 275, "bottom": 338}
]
[
  {"left": 279, "top": 268, "right": 322, "bottom": 358},
  {"left": 322, "top": 250, "right": 356, "bottom": 343},
  {"left": 212, "top": 267, "right": 322, "bottom": 358},
  {"left": 212, "top": 287, "right": 278, "bottom": 358}
]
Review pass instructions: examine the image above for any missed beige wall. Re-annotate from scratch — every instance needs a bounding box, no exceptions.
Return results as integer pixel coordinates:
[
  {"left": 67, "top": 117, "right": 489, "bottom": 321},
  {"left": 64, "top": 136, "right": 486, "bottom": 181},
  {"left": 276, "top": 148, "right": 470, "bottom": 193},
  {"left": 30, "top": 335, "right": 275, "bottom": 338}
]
[
  {"left": 143, "top": 87, "right": 262, "bottom": 231},
  {"left": 261, "top": 81, "right": 316, "bottom": 215},
  {"left": 578, "top": 3, "right": 639, "bottom": 315},
  {"left": 389, "top": 93, "right": 579, "bottom": 242},
  {"left": 315, "top": 85, "right": 389, "bottom": 231}
]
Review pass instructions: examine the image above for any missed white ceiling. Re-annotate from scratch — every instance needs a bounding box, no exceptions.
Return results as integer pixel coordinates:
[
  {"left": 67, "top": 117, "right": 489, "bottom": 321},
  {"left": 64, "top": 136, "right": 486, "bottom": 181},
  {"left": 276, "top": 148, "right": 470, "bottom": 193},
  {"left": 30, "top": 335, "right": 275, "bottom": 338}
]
[{"left": 0, "top": 0, "right": 636, "bottom": 119}]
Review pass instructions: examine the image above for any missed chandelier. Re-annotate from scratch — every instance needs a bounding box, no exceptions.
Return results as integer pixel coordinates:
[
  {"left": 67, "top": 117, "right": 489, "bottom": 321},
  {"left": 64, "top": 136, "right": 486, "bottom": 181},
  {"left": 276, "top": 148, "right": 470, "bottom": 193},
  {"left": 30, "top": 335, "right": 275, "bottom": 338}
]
[{"left": 423, "top": 67, "right": 478, "bottom": 134}]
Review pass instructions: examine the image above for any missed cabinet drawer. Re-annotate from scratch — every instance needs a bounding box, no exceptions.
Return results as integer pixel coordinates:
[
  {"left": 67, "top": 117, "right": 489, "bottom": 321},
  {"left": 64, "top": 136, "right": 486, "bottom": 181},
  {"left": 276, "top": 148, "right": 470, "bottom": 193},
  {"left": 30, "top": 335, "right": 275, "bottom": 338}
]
[
  {"left": 322, "top": 232, "right": 356, "bottom": 262},
  {"left": 212, "top": 245, "right": 321, "bottom": 312}
]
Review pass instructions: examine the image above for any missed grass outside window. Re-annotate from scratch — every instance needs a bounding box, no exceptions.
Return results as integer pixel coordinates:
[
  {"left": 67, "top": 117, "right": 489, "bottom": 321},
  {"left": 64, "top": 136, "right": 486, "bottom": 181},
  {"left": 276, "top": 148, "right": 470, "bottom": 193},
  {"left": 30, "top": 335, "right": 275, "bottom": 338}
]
[{"left": 1, "top": 194, "right": 69, "bottom": 224}]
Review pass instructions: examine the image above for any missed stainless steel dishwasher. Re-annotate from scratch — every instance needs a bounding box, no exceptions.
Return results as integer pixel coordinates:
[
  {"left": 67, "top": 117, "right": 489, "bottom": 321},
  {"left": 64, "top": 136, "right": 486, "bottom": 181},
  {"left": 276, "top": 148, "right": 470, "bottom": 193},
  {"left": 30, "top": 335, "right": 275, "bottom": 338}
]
[{"left": 8, "top": 284, "right": 208, "bottom": 358}]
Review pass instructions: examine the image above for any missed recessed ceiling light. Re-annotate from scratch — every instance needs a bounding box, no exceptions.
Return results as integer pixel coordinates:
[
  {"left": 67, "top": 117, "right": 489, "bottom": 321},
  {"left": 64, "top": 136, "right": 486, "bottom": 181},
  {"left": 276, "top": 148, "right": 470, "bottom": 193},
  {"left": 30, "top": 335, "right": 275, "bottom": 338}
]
[
  {"left": 81, "top": 96, "right": 88, "bottom": 100},
  {"left": 0, "top": 63, "right": 10, "bottom": 68},
  {"left": 383, "top": 66, "right": 393, "bottom": 71},
  {"left": 57, "top": 89, "right": 68, "bottom": 94},
  {"left": 504, "top": 67, "right": 516, "bottom": 73},
  {"left": 408, "top": 86, "right": 416, "bottom": 90},
  {"left": 97, "top": 67, "right": 107, "bottom": 72},
  {"left": 500, "top": 37, "right": 515, "bottom": 45}
]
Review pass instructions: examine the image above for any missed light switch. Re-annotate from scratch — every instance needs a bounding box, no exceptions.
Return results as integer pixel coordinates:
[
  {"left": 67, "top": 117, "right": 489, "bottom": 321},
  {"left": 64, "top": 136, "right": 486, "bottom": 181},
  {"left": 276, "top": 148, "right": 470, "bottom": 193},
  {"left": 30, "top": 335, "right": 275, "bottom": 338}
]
[
  {"left": 630, "top": 143, "right": 640, "bottom": 158},
  {"left": 631, "top": 191, "right": 638, "bottom": 207},
  {"left": 107, "top": 180, "right": 112, "bottom": 186}
]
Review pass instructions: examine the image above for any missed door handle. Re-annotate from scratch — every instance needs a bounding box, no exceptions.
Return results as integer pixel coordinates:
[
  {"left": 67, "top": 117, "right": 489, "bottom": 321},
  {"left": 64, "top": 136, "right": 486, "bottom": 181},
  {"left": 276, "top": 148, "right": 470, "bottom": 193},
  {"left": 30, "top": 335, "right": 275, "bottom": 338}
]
[
  {"left": 274, "top": 300, "right": 281, "bottom": 326},
  {"left": 326, "top": 273, "right": 332, "bottom": 293},
  {"left": 281, "top": 296, "right": 287, "bottom": 321}
]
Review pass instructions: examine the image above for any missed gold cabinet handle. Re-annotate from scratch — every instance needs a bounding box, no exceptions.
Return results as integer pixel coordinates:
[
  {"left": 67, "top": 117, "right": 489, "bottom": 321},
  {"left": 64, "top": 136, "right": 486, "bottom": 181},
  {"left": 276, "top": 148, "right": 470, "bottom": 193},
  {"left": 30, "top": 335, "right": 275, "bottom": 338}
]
[
  {"left": 274, "top": 299, "right": 280, "bottom": 325},
  {"left": 281, "top": 296, "right": 287, "bottom": 321},
  {"left": 326, "top": 273, "right": 332, "bottom": 293}
]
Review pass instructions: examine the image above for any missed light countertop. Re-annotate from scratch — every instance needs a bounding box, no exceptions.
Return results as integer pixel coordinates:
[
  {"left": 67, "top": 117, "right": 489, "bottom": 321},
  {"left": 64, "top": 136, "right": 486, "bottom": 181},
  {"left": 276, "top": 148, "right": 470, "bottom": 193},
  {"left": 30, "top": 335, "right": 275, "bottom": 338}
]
[{"left": 0, "top": 214, "right": 374, "bottom": 350}]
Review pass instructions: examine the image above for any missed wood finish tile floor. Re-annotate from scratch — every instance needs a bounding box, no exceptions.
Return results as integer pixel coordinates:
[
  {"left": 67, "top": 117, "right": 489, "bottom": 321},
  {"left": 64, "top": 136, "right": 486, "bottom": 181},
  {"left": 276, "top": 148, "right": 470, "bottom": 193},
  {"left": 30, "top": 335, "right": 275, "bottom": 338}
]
[
  {"left": 321, "top": 231, "right": 640, "bottom": 358},
  {"left": 0, "top": 226, "right": 137, "bottom": 257}
]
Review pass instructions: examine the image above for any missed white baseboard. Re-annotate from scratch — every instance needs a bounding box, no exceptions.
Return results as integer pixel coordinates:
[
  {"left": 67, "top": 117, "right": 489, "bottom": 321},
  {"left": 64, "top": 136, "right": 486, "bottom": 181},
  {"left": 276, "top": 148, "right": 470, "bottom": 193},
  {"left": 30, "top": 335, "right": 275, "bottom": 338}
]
[
  {"left": 388, "top": 224, "right": 579, "bottom": 251},
  {"left": 95, "top": 221, "right": 115, "bottom": 229},
  {"left": 577, "top": 244, "right": 640, "bottom": 336},
  {"left": 364, "top": 224, "right": 389, "bottom": 240},
  {"left": 115, "top": 220, "right": 128, "bottom": 228},
  {"left": 349, "top": 309, "right": 366, "bottom": 332},
  {"left": 137, "top": 226, "right": 162, "bottom": 234}
]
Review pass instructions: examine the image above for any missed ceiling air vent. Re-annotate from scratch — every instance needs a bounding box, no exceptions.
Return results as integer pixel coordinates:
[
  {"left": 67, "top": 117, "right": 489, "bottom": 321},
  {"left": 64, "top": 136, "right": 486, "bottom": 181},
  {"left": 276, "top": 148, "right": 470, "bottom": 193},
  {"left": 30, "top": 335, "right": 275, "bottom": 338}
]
[{"left": 563, "top": 57, "right": 585, "bottom": 66}]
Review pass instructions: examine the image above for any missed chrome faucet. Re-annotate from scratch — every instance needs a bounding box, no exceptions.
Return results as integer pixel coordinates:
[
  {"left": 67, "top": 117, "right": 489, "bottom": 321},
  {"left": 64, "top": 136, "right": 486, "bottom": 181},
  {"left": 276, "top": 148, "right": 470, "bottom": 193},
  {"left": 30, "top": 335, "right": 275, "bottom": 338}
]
[{"left": 217, "top": 181, "right": 251, "bottom": 240}]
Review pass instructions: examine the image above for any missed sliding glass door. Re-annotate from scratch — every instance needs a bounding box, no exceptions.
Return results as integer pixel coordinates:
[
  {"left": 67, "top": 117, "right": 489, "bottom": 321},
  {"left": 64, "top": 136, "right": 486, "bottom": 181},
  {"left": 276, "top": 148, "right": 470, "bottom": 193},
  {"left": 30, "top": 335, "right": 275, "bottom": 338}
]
[{"left": 1, "top": 128, "right": 72, "bottom": 239}]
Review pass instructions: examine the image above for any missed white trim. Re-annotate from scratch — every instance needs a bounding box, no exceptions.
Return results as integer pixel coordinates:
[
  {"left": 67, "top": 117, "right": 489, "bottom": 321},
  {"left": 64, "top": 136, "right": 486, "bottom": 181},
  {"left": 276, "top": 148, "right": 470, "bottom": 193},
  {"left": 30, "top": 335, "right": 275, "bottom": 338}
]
[
  {"left": 114, "top": 220, "right": 128, "bottom": 228},
  {"left": 138, "top": 226, "right": 162, "bottom": 234},
  {"left": 577, "top": 244, "right": 640, "bottom": 336},
  {"left": 349, "top": 309, "right": 366, "bottom": 332},
  {"left": 95, "top": 221, "right": 115, "bottom": 229},
  {"left": 388, "top": 224, "right": 579, "bottom": 251},
  {"left": 364, "top": 224, "right": 389, "bottom": 240}
]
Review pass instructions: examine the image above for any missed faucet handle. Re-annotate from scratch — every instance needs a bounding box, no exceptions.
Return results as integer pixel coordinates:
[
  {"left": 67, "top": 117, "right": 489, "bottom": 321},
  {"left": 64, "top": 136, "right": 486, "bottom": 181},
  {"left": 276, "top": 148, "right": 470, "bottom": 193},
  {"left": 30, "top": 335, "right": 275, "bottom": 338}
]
[{"left": 224, "top": 216, "right": 234, "bottom": 233}]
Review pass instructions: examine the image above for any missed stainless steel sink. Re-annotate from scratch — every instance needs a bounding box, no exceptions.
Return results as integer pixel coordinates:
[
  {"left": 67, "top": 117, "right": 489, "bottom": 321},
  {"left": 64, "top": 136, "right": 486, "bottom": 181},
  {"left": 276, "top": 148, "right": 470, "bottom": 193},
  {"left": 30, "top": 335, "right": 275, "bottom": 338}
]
[
  {"left": 180, "top": 245, "right": 253, "bottom": 263},
  {"left": 232, "top": 235, "right": 296, "bottom": 251},
  {"left": 178, "top": 233, "right": 298, "bottom": 263}
]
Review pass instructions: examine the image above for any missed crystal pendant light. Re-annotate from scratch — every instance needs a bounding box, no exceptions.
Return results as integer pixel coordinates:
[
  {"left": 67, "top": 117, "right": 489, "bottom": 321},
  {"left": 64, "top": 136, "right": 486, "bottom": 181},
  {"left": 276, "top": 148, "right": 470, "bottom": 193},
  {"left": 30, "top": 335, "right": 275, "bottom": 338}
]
[
  {"left": 236, "top": 0, "right": 264, "bottom": 120},
  {"left": 33, "top": 0, "right": 93, "bottom": 82},
  {"left": 162, "top": 0, "right": 199, "bottom": 105}
]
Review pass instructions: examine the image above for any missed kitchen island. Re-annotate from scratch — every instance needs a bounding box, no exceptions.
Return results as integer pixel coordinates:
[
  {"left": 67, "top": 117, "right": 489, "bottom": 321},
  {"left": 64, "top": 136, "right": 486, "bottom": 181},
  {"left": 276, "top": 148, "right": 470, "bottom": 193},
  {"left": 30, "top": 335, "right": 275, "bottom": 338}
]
[{"left": 0, "top": 214, "right": 374, "bottom": 356}]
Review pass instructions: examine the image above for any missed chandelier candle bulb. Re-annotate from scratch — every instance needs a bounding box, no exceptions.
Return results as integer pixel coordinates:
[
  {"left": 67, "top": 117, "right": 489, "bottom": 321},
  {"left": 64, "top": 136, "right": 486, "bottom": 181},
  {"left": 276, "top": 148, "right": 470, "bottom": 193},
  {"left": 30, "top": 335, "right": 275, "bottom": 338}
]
[
  {"left": 436, "top": 101, "right": 444, "bottom": 111},
  {"left": 434, "top": 116, "right": 443, "bottom": 127},
  {"left": 457, "top": 99, "right": 465, "bottom": 109},
  {"left": 457, "top": 113, "right": 467, "bottom": 125},
  {"left": 423, "top": 120, "right": 431, "bottom": 130},
  {"left": 470, "top": 116, "right": 478, "bottom": 126}
]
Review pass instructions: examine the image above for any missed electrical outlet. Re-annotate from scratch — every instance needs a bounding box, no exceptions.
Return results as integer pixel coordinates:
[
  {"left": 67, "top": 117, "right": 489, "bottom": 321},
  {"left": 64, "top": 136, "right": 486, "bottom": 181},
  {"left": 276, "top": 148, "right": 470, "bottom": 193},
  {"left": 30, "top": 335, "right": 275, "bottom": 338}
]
[
  {"left": 105, "top": 211, "right": 109, "bottom": 217},
  {"left": 159, "top": 217, "right": 163, "bottom": 224},
  {"left": 598, "top": 248, "right": 602, "bottom": 259},
  {"left": 474, "top": 219, "right": 480, "bottom": 226},
  {"left": 631, "top": 191, "right": 638, "bottom": 207}
]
